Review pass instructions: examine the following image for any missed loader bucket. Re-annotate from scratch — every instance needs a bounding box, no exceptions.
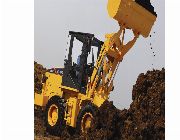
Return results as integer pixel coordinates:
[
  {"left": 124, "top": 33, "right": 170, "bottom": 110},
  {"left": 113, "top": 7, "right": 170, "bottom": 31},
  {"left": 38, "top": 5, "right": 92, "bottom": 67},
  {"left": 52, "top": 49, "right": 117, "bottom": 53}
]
[{"left": 107, "top": 0, "right": 157, "bottom": 38}]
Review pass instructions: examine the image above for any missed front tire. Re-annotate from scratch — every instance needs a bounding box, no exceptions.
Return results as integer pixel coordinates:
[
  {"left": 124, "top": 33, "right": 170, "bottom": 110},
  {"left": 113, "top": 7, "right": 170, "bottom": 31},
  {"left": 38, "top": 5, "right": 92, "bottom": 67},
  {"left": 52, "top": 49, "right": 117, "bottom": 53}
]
[
  {"left": 45, "top": 96, "right": 65, "bottom": 136},
  {"left": 76, "top": 103, "right": 97, "bottom": 134}
]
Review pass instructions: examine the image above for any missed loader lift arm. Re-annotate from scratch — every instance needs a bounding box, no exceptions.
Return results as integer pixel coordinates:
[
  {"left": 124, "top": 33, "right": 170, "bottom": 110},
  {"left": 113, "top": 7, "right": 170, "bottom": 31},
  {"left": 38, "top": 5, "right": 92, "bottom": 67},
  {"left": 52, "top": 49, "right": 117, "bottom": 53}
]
[{"left": 87, "top": 26, "right": 139, "bottom": 103}]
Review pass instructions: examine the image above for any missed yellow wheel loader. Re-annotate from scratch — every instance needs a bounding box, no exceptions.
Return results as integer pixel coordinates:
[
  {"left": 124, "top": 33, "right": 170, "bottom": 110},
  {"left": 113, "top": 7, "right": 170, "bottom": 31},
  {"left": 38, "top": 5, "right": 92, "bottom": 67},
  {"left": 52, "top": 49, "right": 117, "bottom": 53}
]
[{"left": 34, "top": 0, "right": 157, "bottom": 135}]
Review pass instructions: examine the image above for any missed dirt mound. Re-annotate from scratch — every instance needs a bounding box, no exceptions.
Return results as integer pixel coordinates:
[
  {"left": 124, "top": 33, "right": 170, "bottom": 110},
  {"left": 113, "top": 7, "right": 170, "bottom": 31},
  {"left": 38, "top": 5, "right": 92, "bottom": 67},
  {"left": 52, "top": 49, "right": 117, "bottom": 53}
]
[
  {"left": 121, "top": 68, "right": 165, "bottom": 139},
  {"left": 34, "top": 67, "right": 165, "bottom": 140},
  {"left": 34, "top": 61, "right": 47, "bottom": 94}
]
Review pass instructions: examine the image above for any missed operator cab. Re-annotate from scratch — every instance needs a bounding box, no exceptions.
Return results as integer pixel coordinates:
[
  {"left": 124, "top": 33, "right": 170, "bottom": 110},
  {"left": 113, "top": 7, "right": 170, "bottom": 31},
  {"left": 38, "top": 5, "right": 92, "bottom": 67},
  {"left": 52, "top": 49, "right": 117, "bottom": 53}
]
[{"left": 62, "top": 31, "right": 103, "bottom": 94}]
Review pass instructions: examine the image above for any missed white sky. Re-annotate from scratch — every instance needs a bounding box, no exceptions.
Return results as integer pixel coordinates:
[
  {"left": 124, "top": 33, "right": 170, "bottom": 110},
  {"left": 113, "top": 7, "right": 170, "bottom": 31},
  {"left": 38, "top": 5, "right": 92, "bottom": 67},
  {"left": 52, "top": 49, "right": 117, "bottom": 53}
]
[{"left": 35, "top": 0, "right": 164, "bottom": 109}]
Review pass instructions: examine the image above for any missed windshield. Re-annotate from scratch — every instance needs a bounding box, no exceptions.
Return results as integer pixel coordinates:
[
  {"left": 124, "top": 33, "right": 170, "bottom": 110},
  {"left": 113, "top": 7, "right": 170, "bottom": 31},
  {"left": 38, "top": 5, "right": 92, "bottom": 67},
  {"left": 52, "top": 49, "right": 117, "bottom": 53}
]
[
  {"left": 72, "top": 38, "right": 83, "bottom": 65},
  {"left": 87, "top": 46, "right": 98, "bottom": 65}
]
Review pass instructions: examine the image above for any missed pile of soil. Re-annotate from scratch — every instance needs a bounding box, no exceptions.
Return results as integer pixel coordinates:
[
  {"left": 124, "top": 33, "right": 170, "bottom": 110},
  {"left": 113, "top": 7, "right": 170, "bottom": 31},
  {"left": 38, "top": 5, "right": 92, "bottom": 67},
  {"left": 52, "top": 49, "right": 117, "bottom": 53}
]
[
  {"left": 34, "top": 66, "right": 165, "bottom": 140},
  {"left": 122, "top": 68, "right": 165, "bottom": 139},
  {"left": 34, "top": 61, "right": 47, "bottom": 94}
]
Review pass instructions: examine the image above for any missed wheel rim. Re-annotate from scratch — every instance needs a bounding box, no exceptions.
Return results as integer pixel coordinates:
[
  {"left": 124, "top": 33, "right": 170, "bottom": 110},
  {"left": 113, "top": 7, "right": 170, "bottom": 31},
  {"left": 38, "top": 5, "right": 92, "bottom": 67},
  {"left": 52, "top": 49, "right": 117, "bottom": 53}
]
[
  {"left": 48, "top": 104, "right": 58, "bottom": 126},
  {"left": 81, "top": 112, "right": 94, "bottom": 133}
]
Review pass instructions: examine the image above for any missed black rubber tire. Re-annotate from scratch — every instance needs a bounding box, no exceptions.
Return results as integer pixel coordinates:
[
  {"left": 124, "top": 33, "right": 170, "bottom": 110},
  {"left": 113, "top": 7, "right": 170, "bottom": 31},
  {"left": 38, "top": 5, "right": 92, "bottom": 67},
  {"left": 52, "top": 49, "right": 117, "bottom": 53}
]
[
  {"left": 76, "top": 103, "right": 97, "bottom": 134},
  {"left": 45, "top": 96, "right": 65, "bottom": 136}
]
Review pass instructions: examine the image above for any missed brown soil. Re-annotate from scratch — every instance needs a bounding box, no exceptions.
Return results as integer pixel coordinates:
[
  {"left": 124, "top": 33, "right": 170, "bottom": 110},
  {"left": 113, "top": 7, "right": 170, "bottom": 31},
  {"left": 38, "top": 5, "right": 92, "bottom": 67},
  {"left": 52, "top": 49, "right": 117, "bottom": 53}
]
[
  {"left": 34, "top": 61, "right": 47, "bottom": 94},
  {"left": 34, "top": 62, "right": 165, "bottom": 140}
]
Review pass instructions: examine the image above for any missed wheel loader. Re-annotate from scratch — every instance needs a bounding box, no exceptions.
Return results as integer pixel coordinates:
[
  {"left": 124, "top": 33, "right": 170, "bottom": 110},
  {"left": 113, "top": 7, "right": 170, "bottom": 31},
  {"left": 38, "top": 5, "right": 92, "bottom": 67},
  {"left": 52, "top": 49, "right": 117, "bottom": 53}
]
[{"left": 34, "top": 0, "right": 157, "bottom": 135}]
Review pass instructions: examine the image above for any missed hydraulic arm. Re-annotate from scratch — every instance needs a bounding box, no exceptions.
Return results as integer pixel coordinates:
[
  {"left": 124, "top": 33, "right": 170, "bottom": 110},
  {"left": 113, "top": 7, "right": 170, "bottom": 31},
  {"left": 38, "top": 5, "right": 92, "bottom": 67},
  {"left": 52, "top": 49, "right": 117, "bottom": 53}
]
[{"left": 87, "top": 26, "right": 139, "bottom": 105}]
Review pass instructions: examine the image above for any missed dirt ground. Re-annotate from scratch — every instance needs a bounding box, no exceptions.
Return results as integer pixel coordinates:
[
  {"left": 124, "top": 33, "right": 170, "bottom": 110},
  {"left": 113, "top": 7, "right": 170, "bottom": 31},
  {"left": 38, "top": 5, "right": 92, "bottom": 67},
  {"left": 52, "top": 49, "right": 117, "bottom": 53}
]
[{"left": 34, "top": 62, "right": 165, "bottom": 140}]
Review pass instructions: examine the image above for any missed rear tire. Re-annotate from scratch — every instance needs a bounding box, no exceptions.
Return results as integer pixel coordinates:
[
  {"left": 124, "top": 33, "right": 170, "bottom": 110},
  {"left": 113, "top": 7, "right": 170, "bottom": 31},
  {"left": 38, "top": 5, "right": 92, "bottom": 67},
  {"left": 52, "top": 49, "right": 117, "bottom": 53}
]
[{"left": 45, "top": 96, "right": 65, "bottom": 136}]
